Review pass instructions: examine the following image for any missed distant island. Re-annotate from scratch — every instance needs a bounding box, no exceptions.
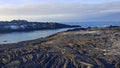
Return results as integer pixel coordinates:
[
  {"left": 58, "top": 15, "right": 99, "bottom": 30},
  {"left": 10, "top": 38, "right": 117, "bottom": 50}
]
[{"left": 0, "top": 20, "right": 80, "bottom": 33}]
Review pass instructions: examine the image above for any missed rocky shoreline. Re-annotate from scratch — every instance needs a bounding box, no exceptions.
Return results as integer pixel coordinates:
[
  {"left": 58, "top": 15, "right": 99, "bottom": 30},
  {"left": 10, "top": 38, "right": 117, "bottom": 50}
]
[
  {"left": 0, "top": 26, "right": 120, "bottom": 68},
  {"left": 0, "top": 20, "right": 79, "bottom": 33}
]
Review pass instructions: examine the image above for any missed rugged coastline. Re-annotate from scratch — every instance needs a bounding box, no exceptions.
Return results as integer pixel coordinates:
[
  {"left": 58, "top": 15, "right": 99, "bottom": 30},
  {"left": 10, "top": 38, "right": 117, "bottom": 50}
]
[
  {"left": 0, "top": 26, "right": 120, "bottom": 68},
  {"left": 0, "top": 20, "right": 79, "bottom": 33}
]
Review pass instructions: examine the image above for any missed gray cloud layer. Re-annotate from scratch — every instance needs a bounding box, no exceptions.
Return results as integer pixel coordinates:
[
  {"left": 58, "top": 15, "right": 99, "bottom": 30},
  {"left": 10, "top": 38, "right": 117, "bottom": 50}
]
[{"left": 0, "top": 2, "right": 120, "bottom": 22}]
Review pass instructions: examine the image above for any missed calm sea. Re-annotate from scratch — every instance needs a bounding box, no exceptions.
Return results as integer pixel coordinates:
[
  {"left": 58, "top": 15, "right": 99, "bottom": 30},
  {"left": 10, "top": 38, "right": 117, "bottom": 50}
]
[
  {"left": 0, "top": 22, "right": 120, "bottom": 44},
  {"left": 61, "top": 22, "right": 120, "bottom": 27}
]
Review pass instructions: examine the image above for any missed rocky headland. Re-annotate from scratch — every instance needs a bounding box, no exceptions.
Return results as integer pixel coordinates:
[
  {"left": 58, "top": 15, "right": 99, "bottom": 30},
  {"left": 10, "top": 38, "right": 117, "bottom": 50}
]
[
  {"left": 0, "top": 20, "right": 79, "bottom": 33},
  {"left": 0, "top": 26, "right": 120, "bottom": 68}
]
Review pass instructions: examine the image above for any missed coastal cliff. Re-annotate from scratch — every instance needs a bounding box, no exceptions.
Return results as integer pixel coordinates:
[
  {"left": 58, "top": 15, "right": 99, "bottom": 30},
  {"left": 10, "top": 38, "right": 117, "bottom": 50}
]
[
  {"left": 0, "top": 26, "right": 120, "bottom": 68},
  {"left": 0, "top": 20, "right": 79, "bottom": 33}
]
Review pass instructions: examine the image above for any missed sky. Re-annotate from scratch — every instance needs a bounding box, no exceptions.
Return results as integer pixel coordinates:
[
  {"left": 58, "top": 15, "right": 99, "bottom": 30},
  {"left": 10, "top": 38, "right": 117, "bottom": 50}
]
[{"left": 0, "top": 0, "right": 120, "bottom": 22}]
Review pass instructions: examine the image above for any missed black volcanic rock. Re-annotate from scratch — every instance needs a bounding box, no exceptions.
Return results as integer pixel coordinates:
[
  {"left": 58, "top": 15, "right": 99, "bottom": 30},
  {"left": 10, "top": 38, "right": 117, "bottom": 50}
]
[{"left": 0, "top": 20, "right": 80, "bottom": 33}]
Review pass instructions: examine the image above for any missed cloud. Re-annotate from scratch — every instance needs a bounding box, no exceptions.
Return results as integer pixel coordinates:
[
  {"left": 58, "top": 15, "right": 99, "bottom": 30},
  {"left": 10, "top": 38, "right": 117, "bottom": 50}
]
[{"left": 0, "top": 1, "right": 120, "bottom": 22}]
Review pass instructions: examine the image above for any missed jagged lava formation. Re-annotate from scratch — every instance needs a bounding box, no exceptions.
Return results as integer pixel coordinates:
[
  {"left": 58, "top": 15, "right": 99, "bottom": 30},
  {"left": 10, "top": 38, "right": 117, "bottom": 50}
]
[
  {"left": 0, "top": 26, "right": 120, "bottom": 68},
  {"left": 0, "top": 20, "right": 79, "bottom": 33}
]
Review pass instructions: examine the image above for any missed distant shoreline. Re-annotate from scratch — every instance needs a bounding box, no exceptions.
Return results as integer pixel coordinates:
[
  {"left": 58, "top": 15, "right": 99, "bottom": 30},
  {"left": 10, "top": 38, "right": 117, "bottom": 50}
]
[{"left": 0, "top": 20, "right": 80, "bottom": 33}]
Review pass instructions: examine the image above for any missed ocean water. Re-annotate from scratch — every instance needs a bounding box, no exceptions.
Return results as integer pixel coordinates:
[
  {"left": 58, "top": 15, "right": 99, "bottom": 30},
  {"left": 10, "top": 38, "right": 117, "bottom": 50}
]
[
  {"left": 0, "top": 22, "right": 120, "bottom": 44},
  {"left": 0, "top": 28, "right": 71, "bottom": 44},
  {"left": 61, "top": 22, "right": 120, "bottom": 27}
]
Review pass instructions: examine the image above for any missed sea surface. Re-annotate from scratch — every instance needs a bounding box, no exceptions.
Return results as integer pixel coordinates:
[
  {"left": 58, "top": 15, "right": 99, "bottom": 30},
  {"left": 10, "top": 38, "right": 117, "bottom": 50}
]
[
  {"left": 0, "top": 22, "right": 120, "bottom": 44},
  {"left": 60, "top": 22, "right": 120, "bottom": 27}
]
